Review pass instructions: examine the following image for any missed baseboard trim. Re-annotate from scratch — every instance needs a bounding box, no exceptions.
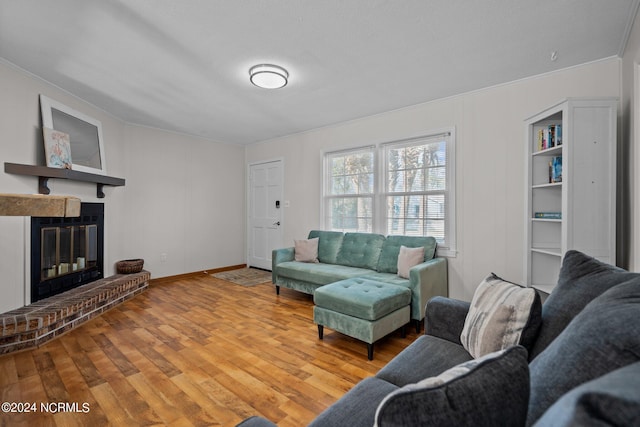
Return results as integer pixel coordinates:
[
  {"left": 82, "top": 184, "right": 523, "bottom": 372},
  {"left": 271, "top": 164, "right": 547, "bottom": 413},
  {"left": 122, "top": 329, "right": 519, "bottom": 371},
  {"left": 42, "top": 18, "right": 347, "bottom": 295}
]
[{"left": 149, "top": 264, "right": 247, "bottom": 285}]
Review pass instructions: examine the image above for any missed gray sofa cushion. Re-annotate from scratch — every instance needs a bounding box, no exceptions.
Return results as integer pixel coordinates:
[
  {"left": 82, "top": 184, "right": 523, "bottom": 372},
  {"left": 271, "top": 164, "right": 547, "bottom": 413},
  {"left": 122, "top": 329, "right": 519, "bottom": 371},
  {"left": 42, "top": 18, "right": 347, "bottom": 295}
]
[
  {"left": 529, "top": 250, "right": 640, "bottom": 360},
  {"left": 425, "top": 296, "right": 471, "bottom": 345},
  {"left": 308, "top": 230, "right": 344, "bottom": 264},
  {"left": 533, "top": 361, "right": 640, "bottom": 427},
  {"left": 377, "top": 335, "right": 473, "bottom": 387},
  {"left": 336, "top": 232, "right": 386, "bottom": 270},
  {"left": 376, "top": 235, "right": 437, "bottom": 273},
  {"left": 235, "top": 416, "right": 277, "bottom": 427},
  {"left": 374, "top": 346, "right": 529, "bottom": 427},
  {"left": 527, "top": 279, "right": 640, "bottom": 425},
  {"left": 308, "top": 377, "right": 398, "bottom": 427}
]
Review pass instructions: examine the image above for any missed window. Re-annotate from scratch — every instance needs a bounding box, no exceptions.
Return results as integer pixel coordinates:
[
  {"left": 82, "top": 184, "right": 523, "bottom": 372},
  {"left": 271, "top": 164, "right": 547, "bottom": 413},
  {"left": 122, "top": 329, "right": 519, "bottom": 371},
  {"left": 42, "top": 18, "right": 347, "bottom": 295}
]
[
  {"left": 323, "top": 130, "right": 455, "bottom": 255},
  {"left": 383, "top": 133, "right": 454, "bottom": 252},
  {"left": 323, "top": 146, "right": 375, "bottom": 232}
]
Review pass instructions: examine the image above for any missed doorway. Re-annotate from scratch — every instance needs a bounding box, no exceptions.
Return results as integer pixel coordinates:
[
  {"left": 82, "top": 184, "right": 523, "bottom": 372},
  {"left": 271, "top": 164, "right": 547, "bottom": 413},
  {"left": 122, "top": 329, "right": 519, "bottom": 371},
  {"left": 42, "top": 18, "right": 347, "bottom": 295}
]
[{"left": 248, "top": 160, "right": 284, "bottom": 270}]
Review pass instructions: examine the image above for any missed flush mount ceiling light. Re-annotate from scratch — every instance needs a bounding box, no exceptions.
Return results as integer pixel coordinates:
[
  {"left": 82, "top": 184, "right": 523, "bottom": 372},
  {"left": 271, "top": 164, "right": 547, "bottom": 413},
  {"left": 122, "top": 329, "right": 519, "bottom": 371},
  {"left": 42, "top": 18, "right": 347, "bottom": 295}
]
[{"left": 249, "top": 64, "right": 289, "bottom": 89}]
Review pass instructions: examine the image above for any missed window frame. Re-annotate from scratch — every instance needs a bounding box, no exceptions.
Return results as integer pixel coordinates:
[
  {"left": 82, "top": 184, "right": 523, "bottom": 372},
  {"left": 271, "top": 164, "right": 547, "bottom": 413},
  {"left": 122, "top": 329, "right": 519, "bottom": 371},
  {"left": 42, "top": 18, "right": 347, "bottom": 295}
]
[
  {"left": 380, "top": 130, "right": 456, "bottom": 256},
  {"left": 322, "top": 145, "right": 377, "bottom": 233},
  {"left": 321, "top": 128, "right": 456, "bottom": 257}
]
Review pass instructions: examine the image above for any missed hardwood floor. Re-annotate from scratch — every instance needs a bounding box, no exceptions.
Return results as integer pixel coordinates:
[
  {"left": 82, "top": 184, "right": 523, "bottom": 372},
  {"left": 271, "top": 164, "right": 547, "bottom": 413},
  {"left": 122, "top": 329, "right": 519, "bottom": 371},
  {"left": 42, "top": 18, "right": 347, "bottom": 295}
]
[{"left": 0, "top": 274, "right": 420, "bottom": 426}]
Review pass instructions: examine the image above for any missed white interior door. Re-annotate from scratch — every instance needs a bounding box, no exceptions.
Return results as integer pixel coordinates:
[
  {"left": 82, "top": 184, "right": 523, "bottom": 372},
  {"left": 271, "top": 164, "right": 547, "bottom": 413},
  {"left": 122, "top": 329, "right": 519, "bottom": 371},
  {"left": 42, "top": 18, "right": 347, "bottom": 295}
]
[{"left": 248, "top": 160, "right": 283, "bottom": 270}]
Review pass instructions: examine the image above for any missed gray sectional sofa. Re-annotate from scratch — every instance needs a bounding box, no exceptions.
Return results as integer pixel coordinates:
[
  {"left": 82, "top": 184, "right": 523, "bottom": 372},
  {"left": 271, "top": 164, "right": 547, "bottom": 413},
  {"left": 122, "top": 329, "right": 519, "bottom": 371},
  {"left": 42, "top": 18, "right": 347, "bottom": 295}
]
[
  {"left": 271, "top": 230, "right": 448, "bottom": 331},
  {"left": 240, "top": 250, "right": 640, "bottom": 426}
]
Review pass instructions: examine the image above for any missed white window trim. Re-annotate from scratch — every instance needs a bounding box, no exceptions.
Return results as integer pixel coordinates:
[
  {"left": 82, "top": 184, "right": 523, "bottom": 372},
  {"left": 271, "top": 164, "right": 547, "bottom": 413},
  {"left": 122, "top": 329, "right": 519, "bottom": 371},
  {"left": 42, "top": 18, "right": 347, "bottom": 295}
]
[
  {"left": 380, "top": 128, "right": 456, "bottom": 257},
  {"left": 321, "top": 128, "right": 457, "bottom": 258},
  {"left": 321, "top": 145, "right": 377, "bottom": 232}
]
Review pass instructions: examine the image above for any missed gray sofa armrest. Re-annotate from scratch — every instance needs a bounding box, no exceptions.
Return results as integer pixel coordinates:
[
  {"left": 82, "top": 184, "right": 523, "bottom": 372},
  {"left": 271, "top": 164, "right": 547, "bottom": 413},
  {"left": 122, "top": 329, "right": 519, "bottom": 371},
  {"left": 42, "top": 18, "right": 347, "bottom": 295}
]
[
  {"left": 272, "top": 247, "right": 295, "bottom": 282},
  {"left": 409, "top": 257, "right": 448, "bottom": 322},
  {"left": 424, "top": 296, "right": 471, "bottom": 345}
]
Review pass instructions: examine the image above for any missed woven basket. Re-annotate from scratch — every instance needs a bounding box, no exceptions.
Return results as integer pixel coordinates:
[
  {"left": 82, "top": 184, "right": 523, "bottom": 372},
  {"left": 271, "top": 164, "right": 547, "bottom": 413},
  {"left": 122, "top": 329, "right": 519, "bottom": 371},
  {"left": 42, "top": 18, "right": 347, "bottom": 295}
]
[{"left": 116, "top": 259, "right": 144, "bottom": 274}]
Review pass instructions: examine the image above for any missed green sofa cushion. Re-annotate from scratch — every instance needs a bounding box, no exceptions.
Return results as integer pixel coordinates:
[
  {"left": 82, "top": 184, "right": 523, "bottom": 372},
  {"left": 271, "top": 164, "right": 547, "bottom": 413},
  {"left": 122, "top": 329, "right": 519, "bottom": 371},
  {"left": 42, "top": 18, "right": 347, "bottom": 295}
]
[
  {"left": 363, "top": 272, "right": 410, "bottom": 287},
  {"left": 314, "top": 278, "right": 411, "bottom": 321},
  {"left": 308, "top": 230, "right": 344, "bottom": 264},
  {"left": 377, "top": 235, "right": 437, "bottom": 274},
  {"left": 336, "top": 232, "right": 386, "bottom": 270},
  {"left": 275, "top": 261, "right": 373, "bottom": 285}
]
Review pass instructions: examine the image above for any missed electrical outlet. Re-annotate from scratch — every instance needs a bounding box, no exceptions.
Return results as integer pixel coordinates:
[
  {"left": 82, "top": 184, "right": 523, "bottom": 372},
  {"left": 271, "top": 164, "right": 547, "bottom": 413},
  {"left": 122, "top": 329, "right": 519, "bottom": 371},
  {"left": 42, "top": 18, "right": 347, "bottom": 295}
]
[{"left": 160, "top": 253, "right": 168, "bottom": 263}]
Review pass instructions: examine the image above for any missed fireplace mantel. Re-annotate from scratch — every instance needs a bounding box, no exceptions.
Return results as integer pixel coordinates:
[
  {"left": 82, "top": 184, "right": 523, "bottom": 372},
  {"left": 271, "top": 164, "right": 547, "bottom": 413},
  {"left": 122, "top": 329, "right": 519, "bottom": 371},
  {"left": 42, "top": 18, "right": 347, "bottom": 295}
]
[
  {"left": 0, "top": 193, "right": 80, "bottom": 217},
  {"left": 4, "top": 162, "right": 125, "bottom": 198}
]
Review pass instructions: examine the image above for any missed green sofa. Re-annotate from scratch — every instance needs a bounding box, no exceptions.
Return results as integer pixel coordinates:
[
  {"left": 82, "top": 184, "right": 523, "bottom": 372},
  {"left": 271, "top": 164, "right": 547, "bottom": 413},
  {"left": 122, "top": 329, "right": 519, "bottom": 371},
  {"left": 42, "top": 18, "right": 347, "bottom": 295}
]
[{"left": 272, "top": 230, "right": 448, "bottom": 331}]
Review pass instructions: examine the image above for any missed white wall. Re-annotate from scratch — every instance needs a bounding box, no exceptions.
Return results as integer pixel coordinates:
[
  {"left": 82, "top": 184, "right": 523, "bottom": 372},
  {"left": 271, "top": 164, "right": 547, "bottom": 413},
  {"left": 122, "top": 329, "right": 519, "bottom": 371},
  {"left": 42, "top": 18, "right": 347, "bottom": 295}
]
[
  {"left": 121, "top": 125, "right": 245, "bottom": 278},
  {"left": 0, "top": 60, "right": 246, "bottom": 312},
  {"left": 0, "top": 60, "right": 126, "bottom": 312},
  {"left": 246, "top": 59, "right": 622, "bottom": 300},
  {"left": 1, "top": 43, "right": 633, "bottom": 312},
  {"left": 622, "top": 8, "right": 640, "bottom": 271}
]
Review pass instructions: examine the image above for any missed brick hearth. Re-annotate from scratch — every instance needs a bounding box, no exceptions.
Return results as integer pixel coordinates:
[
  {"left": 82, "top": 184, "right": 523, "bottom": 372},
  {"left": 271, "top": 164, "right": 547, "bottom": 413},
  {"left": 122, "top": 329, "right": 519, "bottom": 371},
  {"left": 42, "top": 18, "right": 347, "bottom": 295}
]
[{"left": 0, "top": 271, "right": 150, "bottom": 355}]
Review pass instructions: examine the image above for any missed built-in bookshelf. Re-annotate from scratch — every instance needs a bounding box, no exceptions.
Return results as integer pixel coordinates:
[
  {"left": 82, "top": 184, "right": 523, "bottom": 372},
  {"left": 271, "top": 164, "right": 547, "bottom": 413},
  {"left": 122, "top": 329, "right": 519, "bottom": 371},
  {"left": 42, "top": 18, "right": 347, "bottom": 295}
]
[{"left": 524, "top": 98, "right": 617, "bottom": 294}]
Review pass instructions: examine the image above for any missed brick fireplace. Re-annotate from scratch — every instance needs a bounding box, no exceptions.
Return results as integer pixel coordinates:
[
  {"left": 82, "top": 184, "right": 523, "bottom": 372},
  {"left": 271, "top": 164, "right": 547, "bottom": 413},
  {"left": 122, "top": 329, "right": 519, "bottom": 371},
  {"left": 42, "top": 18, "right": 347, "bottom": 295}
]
[
  {"left": 0, "top": 271, "right": 150, "bottom": 354},
  {"left": 0, "top": 191, "right": 153, "bottom": 354},
  {"left": 0, "top": 201, "right": 151, "bottom": 355}
]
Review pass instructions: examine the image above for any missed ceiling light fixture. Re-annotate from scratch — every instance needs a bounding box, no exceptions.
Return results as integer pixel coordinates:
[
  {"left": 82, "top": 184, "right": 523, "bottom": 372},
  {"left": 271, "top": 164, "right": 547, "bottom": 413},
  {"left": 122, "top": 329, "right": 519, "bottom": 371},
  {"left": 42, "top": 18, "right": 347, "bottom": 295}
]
[{"left": 249, "top": 64, "right": 289, "bottom": 89}]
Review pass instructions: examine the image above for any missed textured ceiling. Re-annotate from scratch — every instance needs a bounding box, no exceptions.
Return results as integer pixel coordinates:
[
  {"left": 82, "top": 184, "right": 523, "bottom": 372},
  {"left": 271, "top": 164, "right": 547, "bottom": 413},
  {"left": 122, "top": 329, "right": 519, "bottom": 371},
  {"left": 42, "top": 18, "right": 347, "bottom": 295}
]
[{"left": 1, "top": 0, "right": 638, "bottom": 144}]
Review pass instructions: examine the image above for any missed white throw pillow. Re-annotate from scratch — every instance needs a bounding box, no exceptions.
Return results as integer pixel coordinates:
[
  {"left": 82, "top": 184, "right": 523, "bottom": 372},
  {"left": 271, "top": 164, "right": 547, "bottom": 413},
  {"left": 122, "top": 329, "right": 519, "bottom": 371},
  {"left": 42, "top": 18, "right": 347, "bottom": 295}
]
[
  {"left": 397, "top": 245, "right": 424, "bottom": 279},
  {"left": 294, "top": 237, "right": 319, "bottom": 263},
  {"left": 460, "top": 273, "right": 536, "bottom": 358}
]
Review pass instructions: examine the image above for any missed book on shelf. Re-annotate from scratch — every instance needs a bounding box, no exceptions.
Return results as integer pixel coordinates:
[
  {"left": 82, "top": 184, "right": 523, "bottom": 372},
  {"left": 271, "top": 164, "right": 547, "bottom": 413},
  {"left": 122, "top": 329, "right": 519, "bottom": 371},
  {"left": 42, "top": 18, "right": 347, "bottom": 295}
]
[
  {"left": 548, "top": 155, "right": 562, "bottom": 183},
  {"left": 537, "top": 129, "right": 544, "bottom": 151},
  {"left": 536, "top": 124, "right": 562, "bottom": 151},
  {"left": 534, "top": 212, "right": 562, "bottom": 219},
  {"left": 553, "top": 124, "right": 562, "bottom": 146}
]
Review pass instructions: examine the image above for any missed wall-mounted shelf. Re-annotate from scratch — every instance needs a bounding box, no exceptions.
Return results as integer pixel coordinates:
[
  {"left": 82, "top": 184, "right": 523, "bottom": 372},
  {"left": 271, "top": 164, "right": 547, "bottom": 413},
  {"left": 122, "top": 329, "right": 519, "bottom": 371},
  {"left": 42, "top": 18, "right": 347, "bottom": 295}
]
[{"left": 4, "top": 162, "right": 125, "bottom": 198}]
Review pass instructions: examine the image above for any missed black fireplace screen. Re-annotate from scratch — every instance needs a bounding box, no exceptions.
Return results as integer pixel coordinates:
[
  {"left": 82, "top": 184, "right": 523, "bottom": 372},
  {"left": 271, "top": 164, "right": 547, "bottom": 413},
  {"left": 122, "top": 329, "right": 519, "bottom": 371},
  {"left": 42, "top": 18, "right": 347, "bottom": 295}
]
[
  {"left": 31, "top": 202, "right": 104, "bottom": 302},
  {"left": 40, "top": 224, "right": 97, "bottom": 280}
]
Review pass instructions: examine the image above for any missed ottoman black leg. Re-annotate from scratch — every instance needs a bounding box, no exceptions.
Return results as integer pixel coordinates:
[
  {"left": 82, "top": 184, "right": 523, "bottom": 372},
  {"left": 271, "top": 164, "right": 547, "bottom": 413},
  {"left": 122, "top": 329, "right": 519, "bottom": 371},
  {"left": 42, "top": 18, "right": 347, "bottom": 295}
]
[
  {"left": 367, "top": 343, "right": 374, "bottom": 360},
  {"left": 318, "top": 325, "right": 324, "bottom": 340},
  {"left": 415, "top": 319, "right": 421, "bottom": 334},
  {"left": 275, "top": 285, "right": 280, "bottom": 295},
  {"left": 400, "top": 324, "right": 407, "bottom": 338}
]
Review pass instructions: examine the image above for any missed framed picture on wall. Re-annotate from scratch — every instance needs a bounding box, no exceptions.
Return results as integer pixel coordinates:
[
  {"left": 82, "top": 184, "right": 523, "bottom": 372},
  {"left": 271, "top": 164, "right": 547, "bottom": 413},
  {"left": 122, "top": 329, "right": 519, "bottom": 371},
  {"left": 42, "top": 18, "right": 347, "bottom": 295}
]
[
  {"left": 42, "top": 127, "right": 72, "bottom": 169},
  {"left": 40, "top": 95, "right": 107, "bottom": 175}
]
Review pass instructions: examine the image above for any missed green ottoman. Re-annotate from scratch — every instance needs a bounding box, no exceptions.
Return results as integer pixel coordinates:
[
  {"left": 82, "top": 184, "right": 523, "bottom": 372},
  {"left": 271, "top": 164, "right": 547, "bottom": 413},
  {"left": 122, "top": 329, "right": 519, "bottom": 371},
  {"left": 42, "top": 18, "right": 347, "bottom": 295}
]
[{"left": 313, "top": 278, "right": 411, "bottom": 360}]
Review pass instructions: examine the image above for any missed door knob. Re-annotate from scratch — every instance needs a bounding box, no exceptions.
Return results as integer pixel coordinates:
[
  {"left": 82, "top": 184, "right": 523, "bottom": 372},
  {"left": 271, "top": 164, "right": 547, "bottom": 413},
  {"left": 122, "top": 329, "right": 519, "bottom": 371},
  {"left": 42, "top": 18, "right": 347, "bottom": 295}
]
[{"left": 274, "top": 221, "right": 280, "bottom": 226}]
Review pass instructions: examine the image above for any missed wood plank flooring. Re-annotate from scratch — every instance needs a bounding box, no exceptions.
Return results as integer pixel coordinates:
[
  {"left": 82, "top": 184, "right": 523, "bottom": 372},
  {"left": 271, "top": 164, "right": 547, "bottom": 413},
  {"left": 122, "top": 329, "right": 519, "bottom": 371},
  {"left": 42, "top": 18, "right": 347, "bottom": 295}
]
[{"left": 0, "top": 273, "right": 420, "bottom": 426}]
